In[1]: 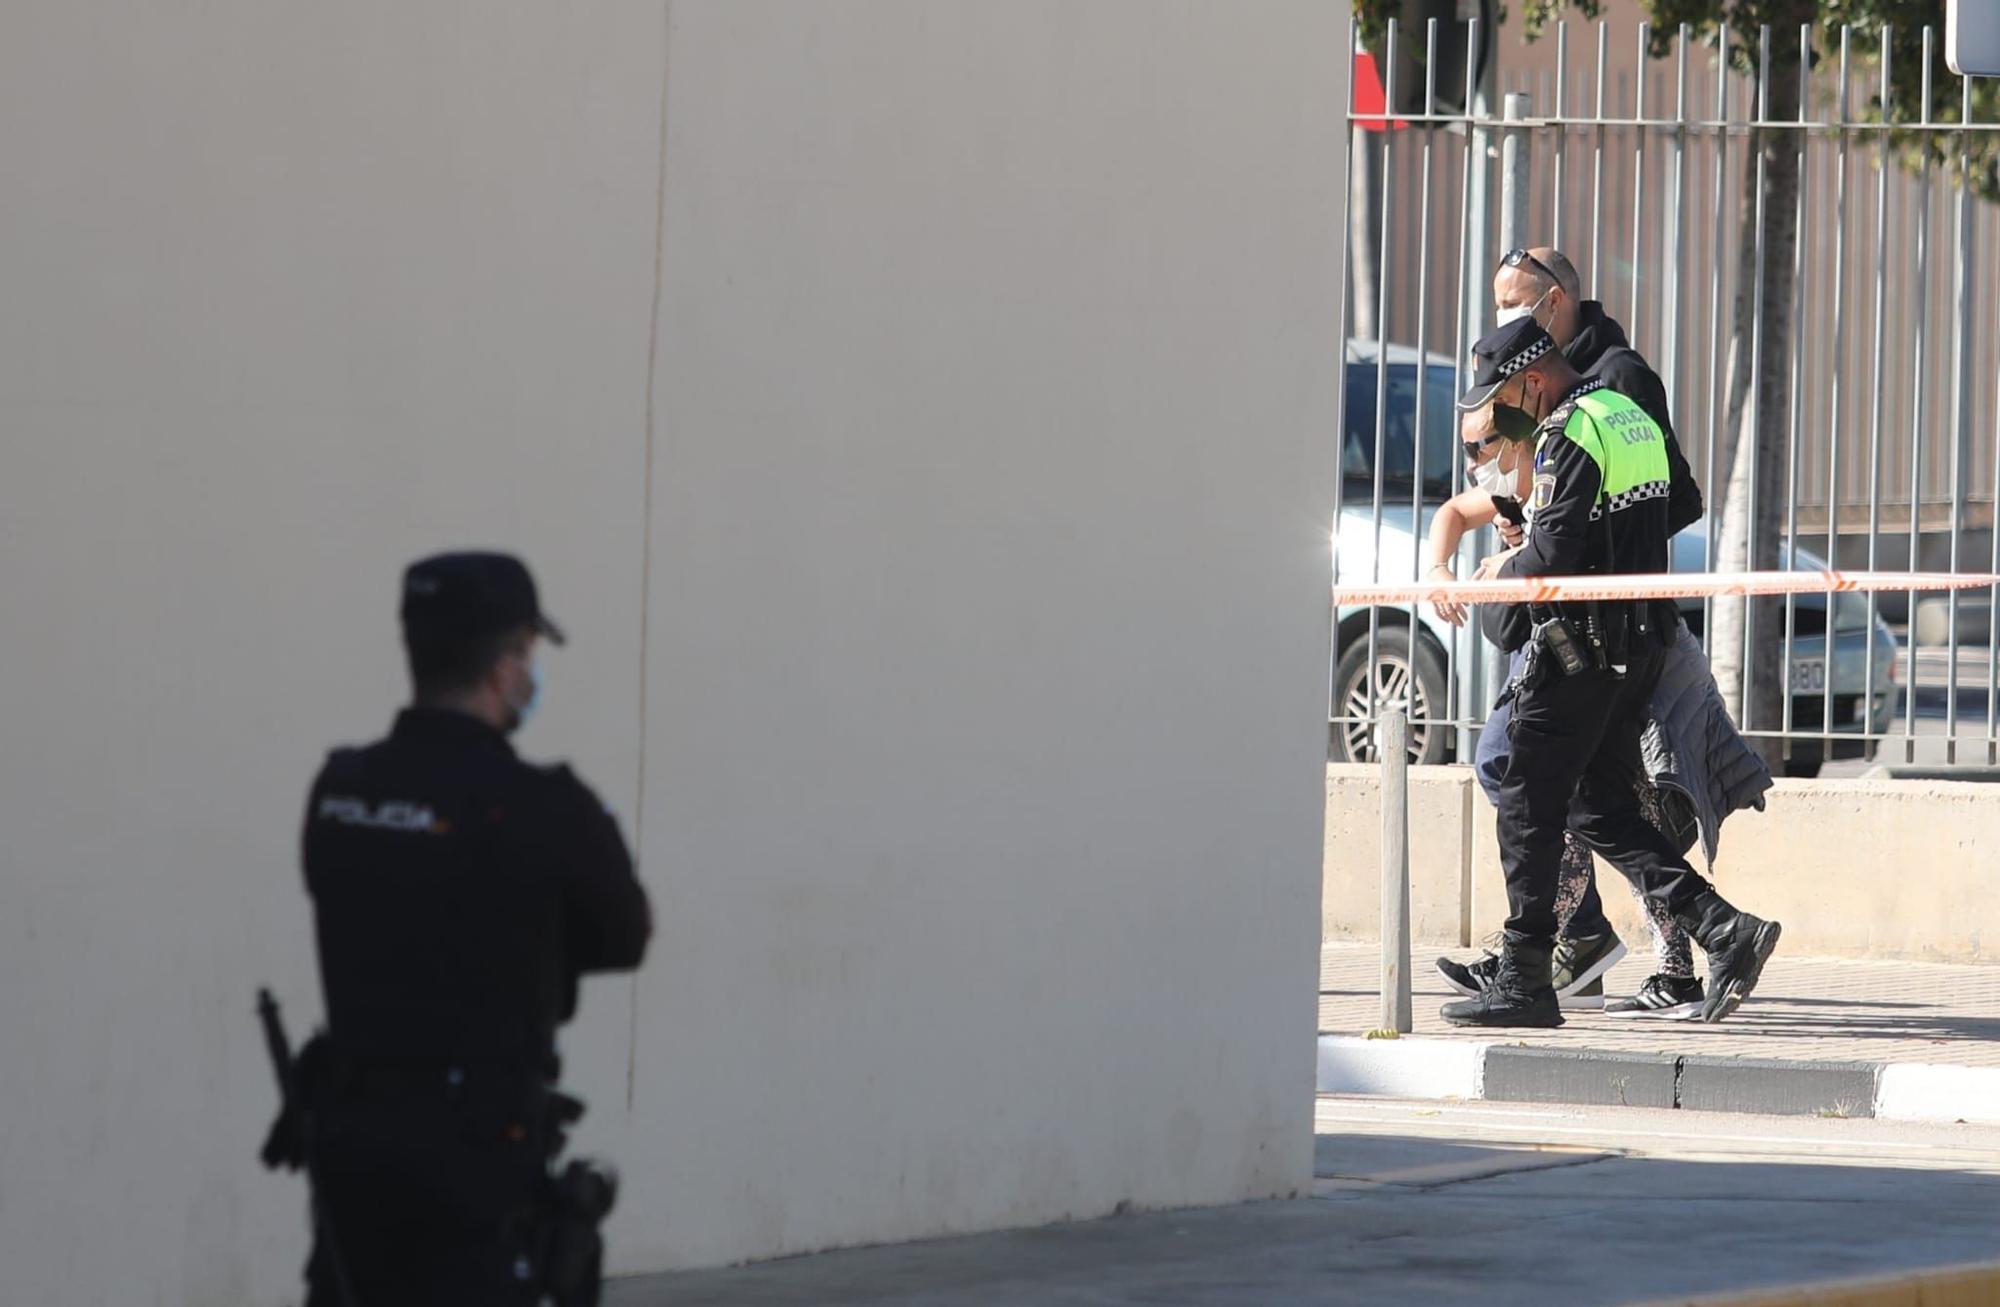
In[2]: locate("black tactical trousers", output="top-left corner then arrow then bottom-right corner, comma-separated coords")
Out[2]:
1494,641 -> 1712,946
304,1076 -> 548,1307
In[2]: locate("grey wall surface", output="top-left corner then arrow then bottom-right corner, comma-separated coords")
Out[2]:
0,2 -> 1346,1300
1,5 -> 663,1303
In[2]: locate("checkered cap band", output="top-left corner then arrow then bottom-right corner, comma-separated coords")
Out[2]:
1494,335 -> 1554,378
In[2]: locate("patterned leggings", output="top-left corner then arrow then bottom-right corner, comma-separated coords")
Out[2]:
1555,786 -> 1696,979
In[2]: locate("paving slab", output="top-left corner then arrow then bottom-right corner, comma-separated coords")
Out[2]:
1320,942 -> 2000,1067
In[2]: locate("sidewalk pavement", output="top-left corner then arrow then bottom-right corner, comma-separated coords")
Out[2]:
609,1098 -> 2000,1306
1320,941 -> 2000,1121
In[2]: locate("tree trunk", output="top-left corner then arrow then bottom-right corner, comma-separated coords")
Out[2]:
1704,25 -> 1807,768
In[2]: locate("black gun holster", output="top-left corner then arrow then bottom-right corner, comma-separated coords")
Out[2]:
261,1033 -> 331,1173
533,1089 -> 618,1307
539,1156 -> 618,1307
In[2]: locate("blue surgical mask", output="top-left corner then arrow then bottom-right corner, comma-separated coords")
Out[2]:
510,657 -> 543,731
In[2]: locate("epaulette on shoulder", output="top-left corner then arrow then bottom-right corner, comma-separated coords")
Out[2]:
1548,379 -> 1606,427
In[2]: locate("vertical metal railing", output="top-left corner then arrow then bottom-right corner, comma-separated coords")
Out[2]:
1662,25 -> 1689,424
1553,22 -> 1569,251
1903,29 -> 1935,764
1822,29 -> 1852,754
1406,18 -> 1440,763
1590,23 -> 1608,289
1362,18 -> 1398,760
1630,22 -> 1649,334
1947,69 -> 1976,764
1701,22 -> 1730,653
1861,26 -> 1891,771
1446,17 -> 1483,763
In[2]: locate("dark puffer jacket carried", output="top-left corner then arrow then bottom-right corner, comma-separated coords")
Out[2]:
1641,626 -> 1774,867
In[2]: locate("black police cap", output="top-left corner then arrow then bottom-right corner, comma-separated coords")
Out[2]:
1456,317 -> 1558,411
400,552 -> 566,647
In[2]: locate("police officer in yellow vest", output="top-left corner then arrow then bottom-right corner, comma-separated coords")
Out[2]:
1444,318 -> 1782,1028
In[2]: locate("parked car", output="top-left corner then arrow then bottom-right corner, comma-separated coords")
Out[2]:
1331,341 -> 1899,776
1330,342 -> 1480,766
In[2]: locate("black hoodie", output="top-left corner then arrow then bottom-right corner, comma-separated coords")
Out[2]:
1565,301 -> 1702,535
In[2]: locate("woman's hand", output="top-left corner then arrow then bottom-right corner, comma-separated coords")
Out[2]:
1472,546 -> 1522,583
1427,564 -> 1468,627
1496,515 -> 1525,549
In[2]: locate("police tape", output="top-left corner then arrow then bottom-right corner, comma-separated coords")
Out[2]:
1333,569 -> 2000,607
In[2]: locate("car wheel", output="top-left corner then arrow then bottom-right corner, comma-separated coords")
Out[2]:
1330,626 -> 1451,765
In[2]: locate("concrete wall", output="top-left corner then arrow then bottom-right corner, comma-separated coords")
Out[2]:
1326,766 -> 2000,964
0,3 -> 1347,1302
1322,766 -> 1473,948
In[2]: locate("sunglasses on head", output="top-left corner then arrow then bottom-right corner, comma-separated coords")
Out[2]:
1502,248 -> 1563,287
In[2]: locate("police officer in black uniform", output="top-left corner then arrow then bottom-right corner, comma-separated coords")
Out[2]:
298,552 -> 651,1305
1441,319 -> 1781,1029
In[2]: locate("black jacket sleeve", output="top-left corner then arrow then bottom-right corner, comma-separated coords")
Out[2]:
1499,427 -> 1602,580
1597,348 -> 1702,535
543,766 -> 652,975
1479,601 -> 1532,654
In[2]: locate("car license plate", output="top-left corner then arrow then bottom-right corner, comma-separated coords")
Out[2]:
1791,658 -> 1826,694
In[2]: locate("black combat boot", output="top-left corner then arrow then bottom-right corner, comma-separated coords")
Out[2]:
1676,890 -> 1783,1024
1440,937 -> 1565,1028
1438,930 -> 1624,1011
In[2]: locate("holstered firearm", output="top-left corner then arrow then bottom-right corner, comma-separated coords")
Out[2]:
531,1088 -> 618,1307
541,1154 -> 619,1307
254,987 -> 617,1305
257,988 -> 308,1172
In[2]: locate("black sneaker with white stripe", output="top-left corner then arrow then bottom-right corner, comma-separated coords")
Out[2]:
1435,938 -> 1501,997
1604,973 -> 1705,1020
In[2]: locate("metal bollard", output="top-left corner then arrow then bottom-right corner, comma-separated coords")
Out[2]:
1379,710 -> 1413,1033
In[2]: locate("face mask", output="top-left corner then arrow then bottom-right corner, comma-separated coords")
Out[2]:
508,657 -> 543,732
1469,456 -> 1513,498
1495,287 -> 1553,329
1489,403 -> 1538,442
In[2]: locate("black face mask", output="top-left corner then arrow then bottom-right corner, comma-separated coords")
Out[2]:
1489,402 -> 1537,442
1489,383 -> 1542,442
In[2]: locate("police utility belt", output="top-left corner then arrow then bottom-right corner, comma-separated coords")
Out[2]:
1508,598 -> 1677,698
255,993 -> 617,1307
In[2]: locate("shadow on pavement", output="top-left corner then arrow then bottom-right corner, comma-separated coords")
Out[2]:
607,1136 -> 2000,1306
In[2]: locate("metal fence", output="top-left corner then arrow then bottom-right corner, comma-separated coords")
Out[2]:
1332,10 -> 2000,776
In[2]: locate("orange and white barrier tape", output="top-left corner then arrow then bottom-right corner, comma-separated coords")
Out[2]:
1333,569 -> 1999,607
